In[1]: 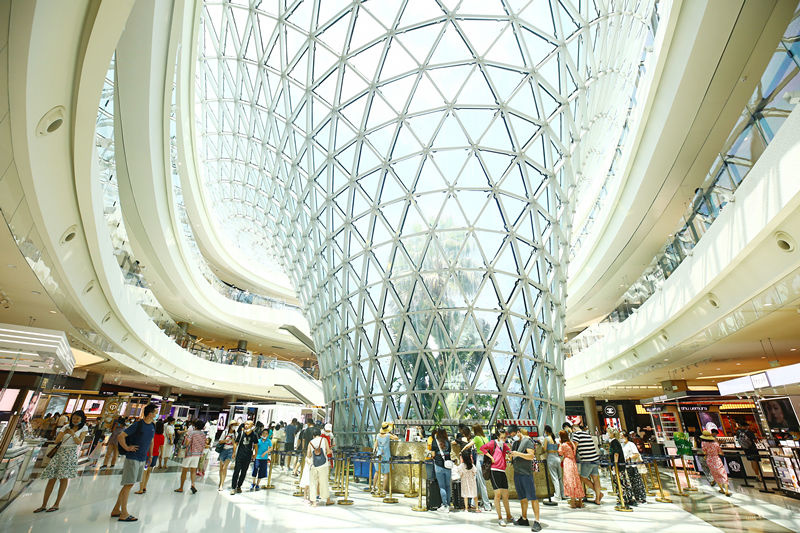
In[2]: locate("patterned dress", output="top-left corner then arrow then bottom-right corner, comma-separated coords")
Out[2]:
41,426 -> 87,480
702,440 -> 728,485
558,441 -> 585,499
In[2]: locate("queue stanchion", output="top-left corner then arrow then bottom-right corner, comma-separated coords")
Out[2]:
668,455 -> 686,496
364,454 -> 374,492
264,449 -> 276,489
404,455 -> 418,498
292,453 -> 306,497
373,456 -> 385,497
650,456 -> 672,503
337,453 -> 354,505
539,459 -> 557,506
613,462 -> 633,512
383,458 -> 399,503
642,461 -> 656,496
680,455 -> 697,492
412,459 -> 426,512
333,453 -> 344,495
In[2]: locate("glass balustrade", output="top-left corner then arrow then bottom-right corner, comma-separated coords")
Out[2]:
566,7 -> 800,358
95,55 -> 314,379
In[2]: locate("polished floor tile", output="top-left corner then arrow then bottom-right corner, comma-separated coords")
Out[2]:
0,460 -> 796,533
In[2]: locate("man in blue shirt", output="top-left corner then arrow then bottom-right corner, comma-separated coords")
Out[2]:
112,404 -> 157,522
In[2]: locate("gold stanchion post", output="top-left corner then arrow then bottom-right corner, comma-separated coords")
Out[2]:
373,459 -> 384,497
680,455 -> 697,491
263,449 -> 276,489
338,456 -> 354,505
404,456 -> 418,498
383,460 -> 398,503
669,455 -> 686,496
334,454 -> 345,496
651,459 -> 672,503
364,455 -> 374,492
412,461 -> 426,511
613,463 -> 632,512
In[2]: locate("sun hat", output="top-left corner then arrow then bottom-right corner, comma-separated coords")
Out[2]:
324,423 -> 332,432
699,430 -> 715,441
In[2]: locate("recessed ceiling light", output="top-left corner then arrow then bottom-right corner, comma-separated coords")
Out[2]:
764,303 -> 773,307
663,358 -> 668,361
49,310 -> 57,314
716,368 -> 721,370
31,290 -> 41,295
791,348 -> 797,352
698,372 -> 703,375
736,362 -> 741,365
762,356 -> 767,358
7,264 -> 16,268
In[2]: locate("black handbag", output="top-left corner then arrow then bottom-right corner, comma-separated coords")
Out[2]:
46,441 -> 62,459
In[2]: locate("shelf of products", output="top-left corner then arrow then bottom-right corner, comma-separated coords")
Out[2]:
771,443 -> 800,495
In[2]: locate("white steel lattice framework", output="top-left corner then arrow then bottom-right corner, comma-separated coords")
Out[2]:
191,0 -> 655,442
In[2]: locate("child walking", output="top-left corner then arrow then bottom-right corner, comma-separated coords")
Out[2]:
250,429 -> 272,490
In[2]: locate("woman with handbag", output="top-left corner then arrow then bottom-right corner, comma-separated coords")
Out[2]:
34,411 -> 88,513
216,422 -> 237,490
431,428 -> 454,512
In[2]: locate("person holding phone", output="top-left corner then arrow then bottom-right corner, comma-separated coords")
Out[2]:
34,411 -> 88,513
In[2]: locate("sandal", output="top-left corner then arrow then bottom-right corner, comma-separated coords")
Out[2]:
134,490 -> 145,495
118,515 -> 138,522
46,507 -> 59,512
174,489 -> 183,492
190,486 -> 197,494
33,507 -> 47,513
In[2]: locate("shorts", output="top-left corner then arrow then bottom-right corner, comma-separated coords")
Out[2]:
218,448 -> 233,462
182,455 -> 200,468
254,458 -> 269,478
580,461 -> 599,478
489,469 -> 508,490
120,458 -> 145,486
514,473 -> 536,500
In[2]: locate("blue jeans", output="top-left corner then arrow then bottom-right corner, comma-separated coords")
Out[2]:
476,455 -> 490,507
434,464 -> 452,507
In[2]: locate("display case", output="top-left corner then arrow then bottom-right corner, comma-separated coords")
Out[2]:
770,442 -> 800,497
0,448 -> 26,500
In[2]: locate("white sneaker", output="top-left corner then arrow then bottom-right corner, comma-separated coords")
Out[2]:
498,519 -> 507,527
437,505 -> 449,513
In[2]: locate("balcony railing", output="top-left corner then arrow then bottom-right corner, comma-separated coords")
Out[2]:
567,7 -> 800,358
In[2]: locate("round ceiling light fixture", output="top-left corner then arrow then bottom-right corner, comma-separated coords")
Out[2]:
36,105 -> 66,136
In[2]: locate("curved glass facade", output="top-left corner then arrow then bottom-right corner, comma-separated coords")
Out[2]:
194,0 -> 655,442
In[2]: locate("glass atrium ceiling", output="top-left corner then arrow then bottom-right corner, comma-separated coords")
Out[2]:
192,0 -> 656,435
196,0 -> 655,279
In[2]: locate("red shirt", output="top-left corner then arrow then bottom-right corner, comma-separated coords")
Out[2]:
151,433 -> 165,457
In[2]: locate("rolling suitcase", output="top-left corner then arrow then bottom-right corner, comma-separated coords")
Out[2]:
452,479 -> 465,509
426,478 -> 442,510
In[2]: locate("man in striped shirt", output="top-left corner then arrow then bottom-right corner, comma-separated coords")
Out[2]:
571,423 -> 603,505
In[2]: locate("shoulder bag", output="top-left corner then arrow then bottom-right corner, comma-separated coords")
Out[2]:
480,440 -> 494,479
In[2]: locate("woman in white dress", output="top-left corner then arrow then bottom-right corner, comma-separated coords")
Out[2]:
34,411 -> 88,513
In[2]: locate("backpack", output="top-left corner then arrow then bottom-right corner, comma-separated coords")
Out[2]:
311,438 -> 327,467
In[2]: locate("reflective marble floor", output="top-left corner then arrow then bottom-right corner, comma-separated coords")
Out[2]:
1,461 -> 798,533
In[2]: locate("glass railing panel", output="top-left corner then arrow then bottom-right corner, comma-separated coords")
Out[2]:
566,6 -> 800,357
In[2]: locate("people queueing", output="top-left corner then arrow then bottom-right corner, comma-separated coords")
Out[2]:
480,427 -> 513,526
558,429 -> 584,508
374,422 -> 400,495
571,422 -> 604,504
542,425 -> 564,500
508,425 -> 542,531
471,424 -> 493,511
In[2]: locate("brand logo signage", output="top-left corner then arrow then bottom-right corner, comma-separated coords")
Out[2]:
602,405 -> 618,417
679,406 -> 708,412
